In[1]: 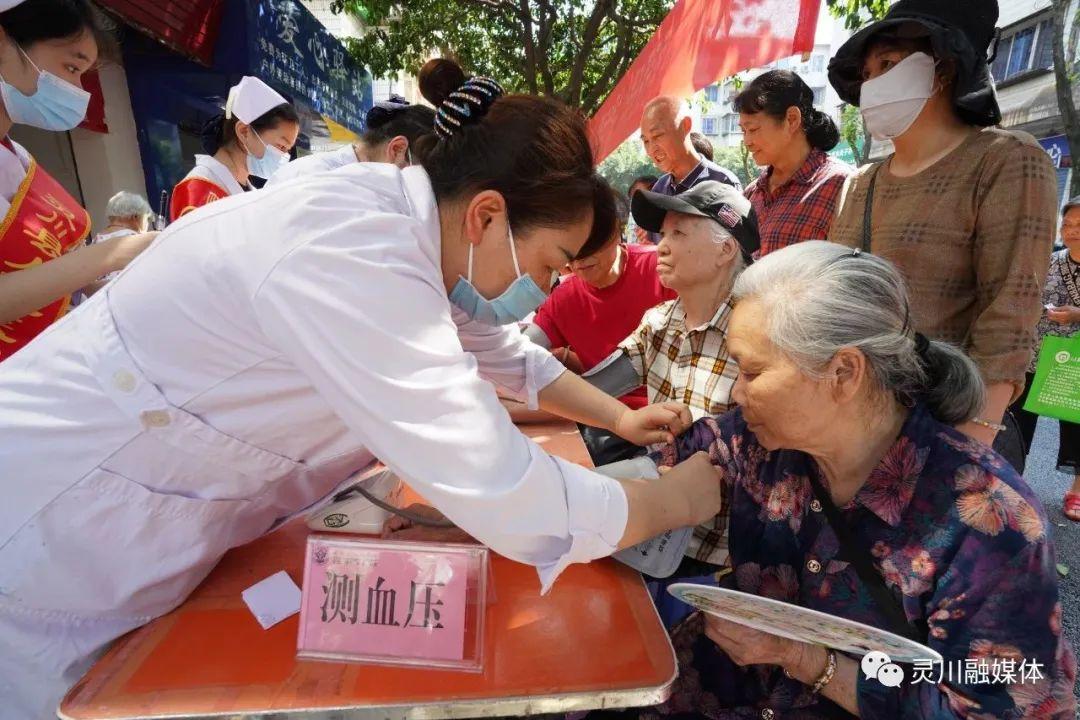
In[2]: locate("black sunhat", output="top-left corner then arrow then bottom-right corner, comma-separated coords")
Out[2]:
828,0 -> 1001,127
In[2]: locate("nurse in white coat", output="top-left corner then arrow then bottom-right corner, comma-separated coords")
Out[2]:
267,95 -> 432,186
0,58 -> 722,718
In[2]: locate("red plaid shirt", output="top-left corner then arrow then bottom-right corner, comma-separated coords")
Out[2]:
745,149 -> 852,257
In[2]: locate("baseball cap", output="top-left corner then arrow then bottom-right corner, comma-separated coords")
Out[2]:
631,181 -> 761,262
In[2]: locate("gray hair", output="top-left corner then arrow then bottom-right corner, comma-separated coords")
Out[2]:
732,241 -> 985,425
105,191 -> 152,221
700,217 -> 747,280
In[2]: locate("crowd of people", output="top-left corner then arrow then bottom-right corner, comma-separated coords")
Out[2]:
0,0 -> 1076,718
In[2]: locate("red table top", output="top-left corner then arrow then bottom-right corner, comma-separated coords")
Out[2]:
60,421 -> 676,719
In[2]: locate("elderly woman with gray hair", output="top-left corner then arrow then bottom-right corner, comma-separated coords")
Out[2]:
80,191 -> 155,298
642,242 -> 1075,719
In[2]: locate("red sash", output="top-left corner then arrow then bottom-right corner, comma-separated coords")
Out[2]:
0,159 -> 90,361
170,176 -> 229,222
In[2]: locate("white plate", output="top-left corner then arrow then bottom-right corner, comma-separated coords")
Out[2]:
668,583 -> 942,664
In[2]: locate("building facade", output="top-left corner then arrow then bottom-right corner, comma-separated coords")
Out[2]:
994,0 -> 1076,207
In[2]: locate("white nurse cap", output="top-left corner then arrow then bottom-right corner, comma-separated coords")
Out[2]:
224,76 -> 289,124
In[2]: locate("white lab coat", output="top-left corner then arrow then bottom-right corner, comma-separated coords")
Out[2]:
266,144 -> 357,186
0,164 -> 628,719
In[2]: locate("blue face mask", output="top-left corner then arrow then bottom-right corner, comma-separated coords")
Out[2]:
449,227 -> 554,326
244,130 -> 290,179
0,46 -> 90,132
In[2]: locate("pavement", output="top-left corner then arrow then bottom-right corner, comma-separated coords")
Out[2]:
1022,417 -> 1079,702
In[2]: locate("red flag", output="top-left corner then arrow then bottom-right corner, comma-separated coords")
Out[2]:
589,0 -> 821,162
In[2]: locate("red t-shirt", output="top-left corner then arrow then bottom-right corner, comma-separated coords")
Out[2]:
533,244 -> 677,409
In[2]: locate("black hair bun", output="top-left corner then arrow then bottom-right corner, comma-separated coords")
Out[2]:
200,113 -> 226,155
418,58 -> 467,107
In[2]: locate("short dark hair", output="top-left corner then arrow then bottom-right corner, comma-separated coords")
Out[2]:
0,0 -> 116,61
733,70 -> 840,152
415,58 -> 613,259
690,132 -> 714,161
363,104 -> 435,148
200,103 -> 300,156
629,175 -> 658,194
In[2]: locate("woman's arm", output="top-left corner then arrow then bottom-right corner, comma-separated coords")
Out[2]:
0,232 -> 154,323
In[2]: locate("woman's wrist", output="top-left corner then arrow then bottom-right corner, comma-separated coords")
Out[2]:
782,642 -> 829,686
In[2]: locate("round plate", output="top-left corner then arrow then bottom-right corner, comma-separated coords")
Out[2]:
668,583 -> 942,664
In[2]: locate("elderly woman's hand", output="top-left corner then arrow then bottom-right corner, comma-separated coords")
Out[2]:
703,614 -> 826,678
1046,304 -> 1080,325
614,401 -> 693,446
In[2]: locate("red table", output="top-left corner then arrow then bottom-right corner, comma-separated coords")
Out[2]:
60,422 -> 676,719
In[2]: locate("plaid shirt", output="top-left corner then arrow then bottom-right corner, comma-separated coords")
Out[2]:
745,149 -> 852,258
618,297 -> 739,566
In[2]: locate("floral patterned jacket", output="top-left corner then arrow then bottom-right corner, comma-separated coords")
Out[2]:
651,405 -> 1076,719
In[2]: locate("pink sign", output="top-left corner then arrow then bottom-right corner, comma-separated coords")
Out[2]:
297,537 -> 470,664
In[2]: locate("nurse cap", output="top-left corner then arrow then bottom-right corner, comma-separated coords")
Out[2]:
225,76 -> 289,124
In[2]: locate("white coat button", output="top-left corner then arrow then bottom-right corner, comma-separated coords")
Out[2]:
140,410 -> 171,428
112,370 -> 136,393
810,499 -> 823,513
807,559 -> 822,574
761,709 -> 775,720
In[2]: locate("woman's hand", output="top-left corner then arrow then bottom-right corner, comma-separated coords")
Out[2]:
382,503 -> 476,543
101,231 -> 158,273
659,451 -> 723,527
1046,304 -> 1080,325
613,402 -> 693,446
703,614 -> 823,675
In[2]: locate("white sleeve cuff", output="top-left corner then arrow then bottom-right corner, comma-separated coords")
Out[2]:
535,457 -> 629,594
524,345 -> 569,410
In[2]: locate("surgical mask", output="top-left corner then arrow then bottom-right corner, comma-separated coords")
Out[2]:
449,227 -> 553,326
243,130 -> 290,178
0,45 -> 90,132
859,52 -> 936,141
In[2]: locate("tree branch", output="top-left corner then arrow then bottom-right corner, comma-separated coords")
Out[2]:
535,0 -> 556,94
518,0 -> 540,93
581,6 -> 631,112
567,0 -> 612,105
1051,0 -> 1080,196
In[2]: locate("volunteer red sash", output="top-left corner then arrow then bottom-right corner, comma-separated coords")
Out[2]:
170,176 -> 229,221
0,159 -> 90,361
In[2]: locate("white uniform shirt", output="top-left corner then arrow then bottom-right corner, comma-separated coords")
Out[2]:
266,144 -> 358,186
0,139 -> 32,216
182,153 -> 247,195
0,163 -> 628,720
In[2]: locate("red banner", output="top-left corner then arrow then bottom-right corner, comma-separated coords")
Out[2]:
78,70 -> 108,134
589,0 -> 821,161
97,0 -> 224,66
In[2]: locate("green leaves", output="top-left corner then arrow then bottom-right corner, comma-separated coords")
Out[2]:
825,0 -> 888,31
332,0 -> 675,114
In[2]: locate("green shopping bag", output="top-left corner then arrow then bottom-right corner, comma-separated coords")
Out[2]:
1024,334 -> 1080,423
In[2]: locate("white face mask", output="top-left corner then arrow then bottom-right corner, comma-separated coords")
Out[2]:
859,52 -> 937,141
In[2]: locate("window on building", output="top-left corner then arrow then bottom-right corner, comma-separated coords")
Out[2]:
705,85 -> 720,102
812,87 -> 825,106
724,114 -> 741,134
992,17 -> 1054,83
811,54 -> 825,73
702,117 -> 719,136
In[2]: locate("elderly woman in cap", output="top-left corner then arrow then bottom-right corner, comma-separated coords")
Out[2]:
826,0 -> 1059,473
642,242 -> 1076,719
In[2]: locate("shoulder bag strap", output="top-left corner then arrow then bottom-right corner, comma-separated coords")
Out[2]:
805,472 -> 926,643
1058,254 -> 1080,307
861,163 -> 883,253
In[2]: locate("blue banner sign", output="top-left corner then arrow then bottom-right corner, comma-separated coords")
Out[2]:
249,0 -> 371,134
